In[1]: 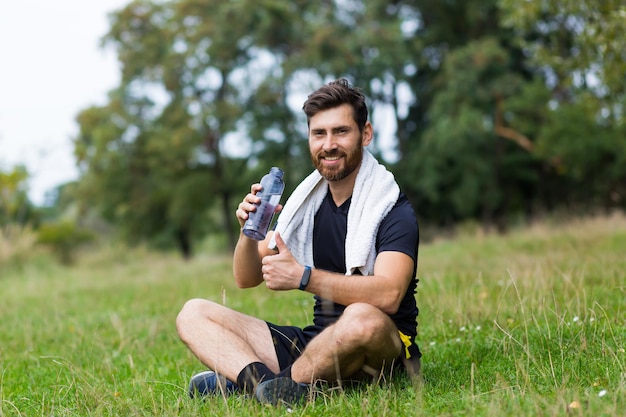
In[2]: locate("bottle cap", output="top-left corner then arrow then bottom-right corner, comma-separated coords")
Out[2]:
269,167 -> 284,178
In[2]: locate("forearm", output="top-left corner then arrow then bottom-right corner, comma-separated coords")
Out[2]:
304,269 -> 403,314
303,252 -> 414,314
232,232 -> 264,288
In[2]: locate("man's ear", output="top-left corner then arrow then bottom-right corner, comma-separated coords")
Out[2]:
362,121 -> 374,146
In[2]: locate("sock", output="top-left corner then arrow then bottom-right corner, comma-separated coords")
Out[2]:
236,362 -> 276,393
278,365 -> 292,379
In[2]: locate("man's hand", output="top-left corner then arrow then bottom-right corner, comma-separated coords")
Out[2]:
235,183 -> 262,229
260,232 -> 303,291
236,183 -> 283,231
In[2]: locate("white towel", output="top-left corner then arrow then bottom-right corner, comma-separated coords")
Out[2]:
268,150 -> 399,276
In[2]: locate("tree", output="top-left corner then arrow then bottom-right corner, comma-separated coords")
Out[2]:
498,0 -> 626,209
0,165 -> 38,227
73,0 -> 626,251
381,0 -> 547,227
74,0 -> 323,256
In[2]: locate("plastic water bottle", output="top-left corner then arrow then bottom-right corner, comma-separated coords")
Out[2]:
242,167 -> 285,240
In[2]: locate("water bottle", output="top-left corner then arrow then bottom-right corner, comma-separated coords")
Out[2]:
242,167 -> 285,240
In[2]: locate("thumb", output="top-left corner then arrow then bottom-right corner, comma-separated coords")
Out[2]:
274,231 -> 290,253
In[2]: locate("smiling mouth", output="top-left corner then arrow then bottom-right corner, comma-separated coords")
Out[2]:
323,155 -> 342,161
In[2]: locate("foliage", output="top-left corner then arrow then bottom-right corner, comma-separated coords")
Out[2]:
73,0 -> 324,257
498,0 -> 626,208
498,0 -> 626,100
1,215 -> 625,415
0,164 -> 39,227
72,0 -> 626,255
37,221 -> 95,265
0,225 -> 38,270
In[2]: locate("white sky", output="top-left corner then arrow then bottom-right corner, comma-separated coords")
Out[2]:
0,0 -> 129,205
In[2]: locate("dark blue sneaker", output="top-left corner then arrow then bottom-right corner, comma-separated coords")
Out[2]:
188,370 -> 238,398
254,377 -> 310,406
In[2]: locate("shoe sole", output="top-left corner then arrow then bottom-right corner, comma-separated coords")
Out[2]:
254,377 -> 309,406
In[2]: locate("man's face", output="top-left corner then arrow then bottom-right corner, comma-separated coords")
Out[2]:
308,104 -> 372,182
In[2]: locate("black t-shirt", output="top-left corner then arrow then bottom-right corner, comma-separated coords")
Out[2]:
307,191 -> 419,343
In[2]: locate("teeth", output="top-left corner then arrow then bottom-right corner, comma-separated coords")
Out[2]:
324,156 -> 341,161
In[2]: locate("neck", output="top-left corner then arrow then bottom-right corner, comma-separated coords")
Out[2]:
327,162 -> 361,206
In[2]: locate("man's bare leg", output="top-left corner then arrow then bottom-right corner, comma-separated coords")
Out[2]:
254,303 -> 403,405
290,302 -> 403,384
176,298 -> 280,383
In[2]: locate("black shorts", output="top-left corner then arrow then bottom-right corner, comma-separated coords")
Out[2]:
266,322 -> 421,374
266,322 -> 321,370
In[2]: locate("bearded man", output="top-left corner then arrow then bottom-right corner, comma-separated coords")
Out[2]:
176,78 -> 421,406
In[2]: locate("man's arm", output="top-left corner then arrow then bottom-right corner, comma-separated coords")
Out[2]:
304,251 -> 413,314
262,233 -> 413,314
232,183 -> 281,288
233,230 -> 277,288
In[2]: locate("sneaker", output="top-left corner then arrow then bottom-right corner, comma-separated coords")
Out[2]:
188,370 -> 238,398
254,377 -> 310,406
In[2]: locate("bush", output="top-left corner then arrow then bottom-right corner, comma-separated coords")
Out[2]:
0,225 -> 37,269
37,221 -> 94,264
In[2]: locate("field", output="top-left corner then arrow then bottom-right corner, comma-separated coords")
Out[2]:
1,214 -> 625,416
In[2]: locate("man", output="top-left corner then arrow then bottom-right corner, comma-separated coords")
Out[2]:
176,78 -> 421,406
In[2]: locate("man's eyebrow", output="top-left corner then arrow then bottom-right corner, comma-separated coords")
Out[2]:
311,125 -> 352,133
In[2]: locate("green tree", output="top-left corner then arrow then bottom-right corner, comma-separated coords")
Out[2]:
73,0 -> 626,248
74,0 -> 319,256
498,0 -> 626,209
0,165 -> 38,227
383,0 -> 546,227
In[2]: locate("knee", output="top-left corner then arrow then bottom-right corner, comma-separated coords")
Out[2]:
176,298 -> 210,341
340,303 -> 390,342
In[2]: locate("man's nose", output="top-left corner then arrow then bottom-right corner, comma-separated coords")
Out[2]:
322,134 -> 338,151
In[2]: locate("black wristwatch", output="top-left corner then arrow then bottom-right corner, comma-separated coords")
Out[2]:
299,265 -> 312,291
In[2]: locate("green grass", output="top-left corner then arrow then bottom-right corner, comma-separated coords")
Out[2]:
1,214 -> 625,416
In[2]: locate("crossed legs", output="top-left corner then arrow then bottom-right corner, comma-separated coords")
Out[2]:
176,299 -> 403,386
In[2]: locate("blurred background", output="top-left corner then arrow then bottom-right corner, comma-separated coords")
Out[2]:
1,0 -> 625,262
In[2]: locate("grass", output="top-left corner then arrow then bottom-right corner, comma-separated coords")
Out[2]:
1,213 -> 625,416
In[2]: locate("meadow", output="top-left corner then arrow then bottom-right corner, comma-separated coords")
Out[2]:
1,214 -> 625,416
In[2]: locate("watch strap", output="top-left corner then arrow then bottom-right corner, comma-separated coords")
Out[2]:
299,265 -> 312,291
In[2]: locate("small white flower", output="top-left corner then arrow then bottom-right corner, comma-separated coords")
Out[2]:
430,341 -> 436,346
460,326 -> 467,332
573,316 -> 580,323
456,338 -> 461,342
589,317 -> 595,323
598,390 -> 607,397
475,325 -> 482,331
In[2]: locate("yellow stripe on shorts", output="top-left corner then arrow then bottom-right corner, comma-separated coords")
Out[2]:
398,331 -> 412,359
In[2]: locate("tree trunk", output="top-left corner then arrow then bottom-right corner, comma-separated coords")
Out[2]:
221,191 -> 237,251
176,228 -> 192,260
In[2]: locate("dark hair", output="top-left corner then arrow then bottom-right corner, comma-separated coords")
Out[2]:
302,78 -> 369,132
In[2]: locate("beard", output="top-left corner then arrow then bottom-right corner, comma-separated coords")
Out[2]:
311,136 -> 364,181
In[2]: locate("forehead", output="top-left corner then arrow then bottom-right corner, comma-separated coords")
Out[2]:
309,104 -> 355,130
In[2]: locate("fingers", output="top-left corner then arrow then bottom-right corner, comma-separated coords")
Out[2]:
235,184 -> 263,226
273,231 -> 288,253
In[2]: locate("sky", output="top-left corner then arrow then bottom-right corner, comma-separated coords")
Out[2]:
0,0 -> 130,205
